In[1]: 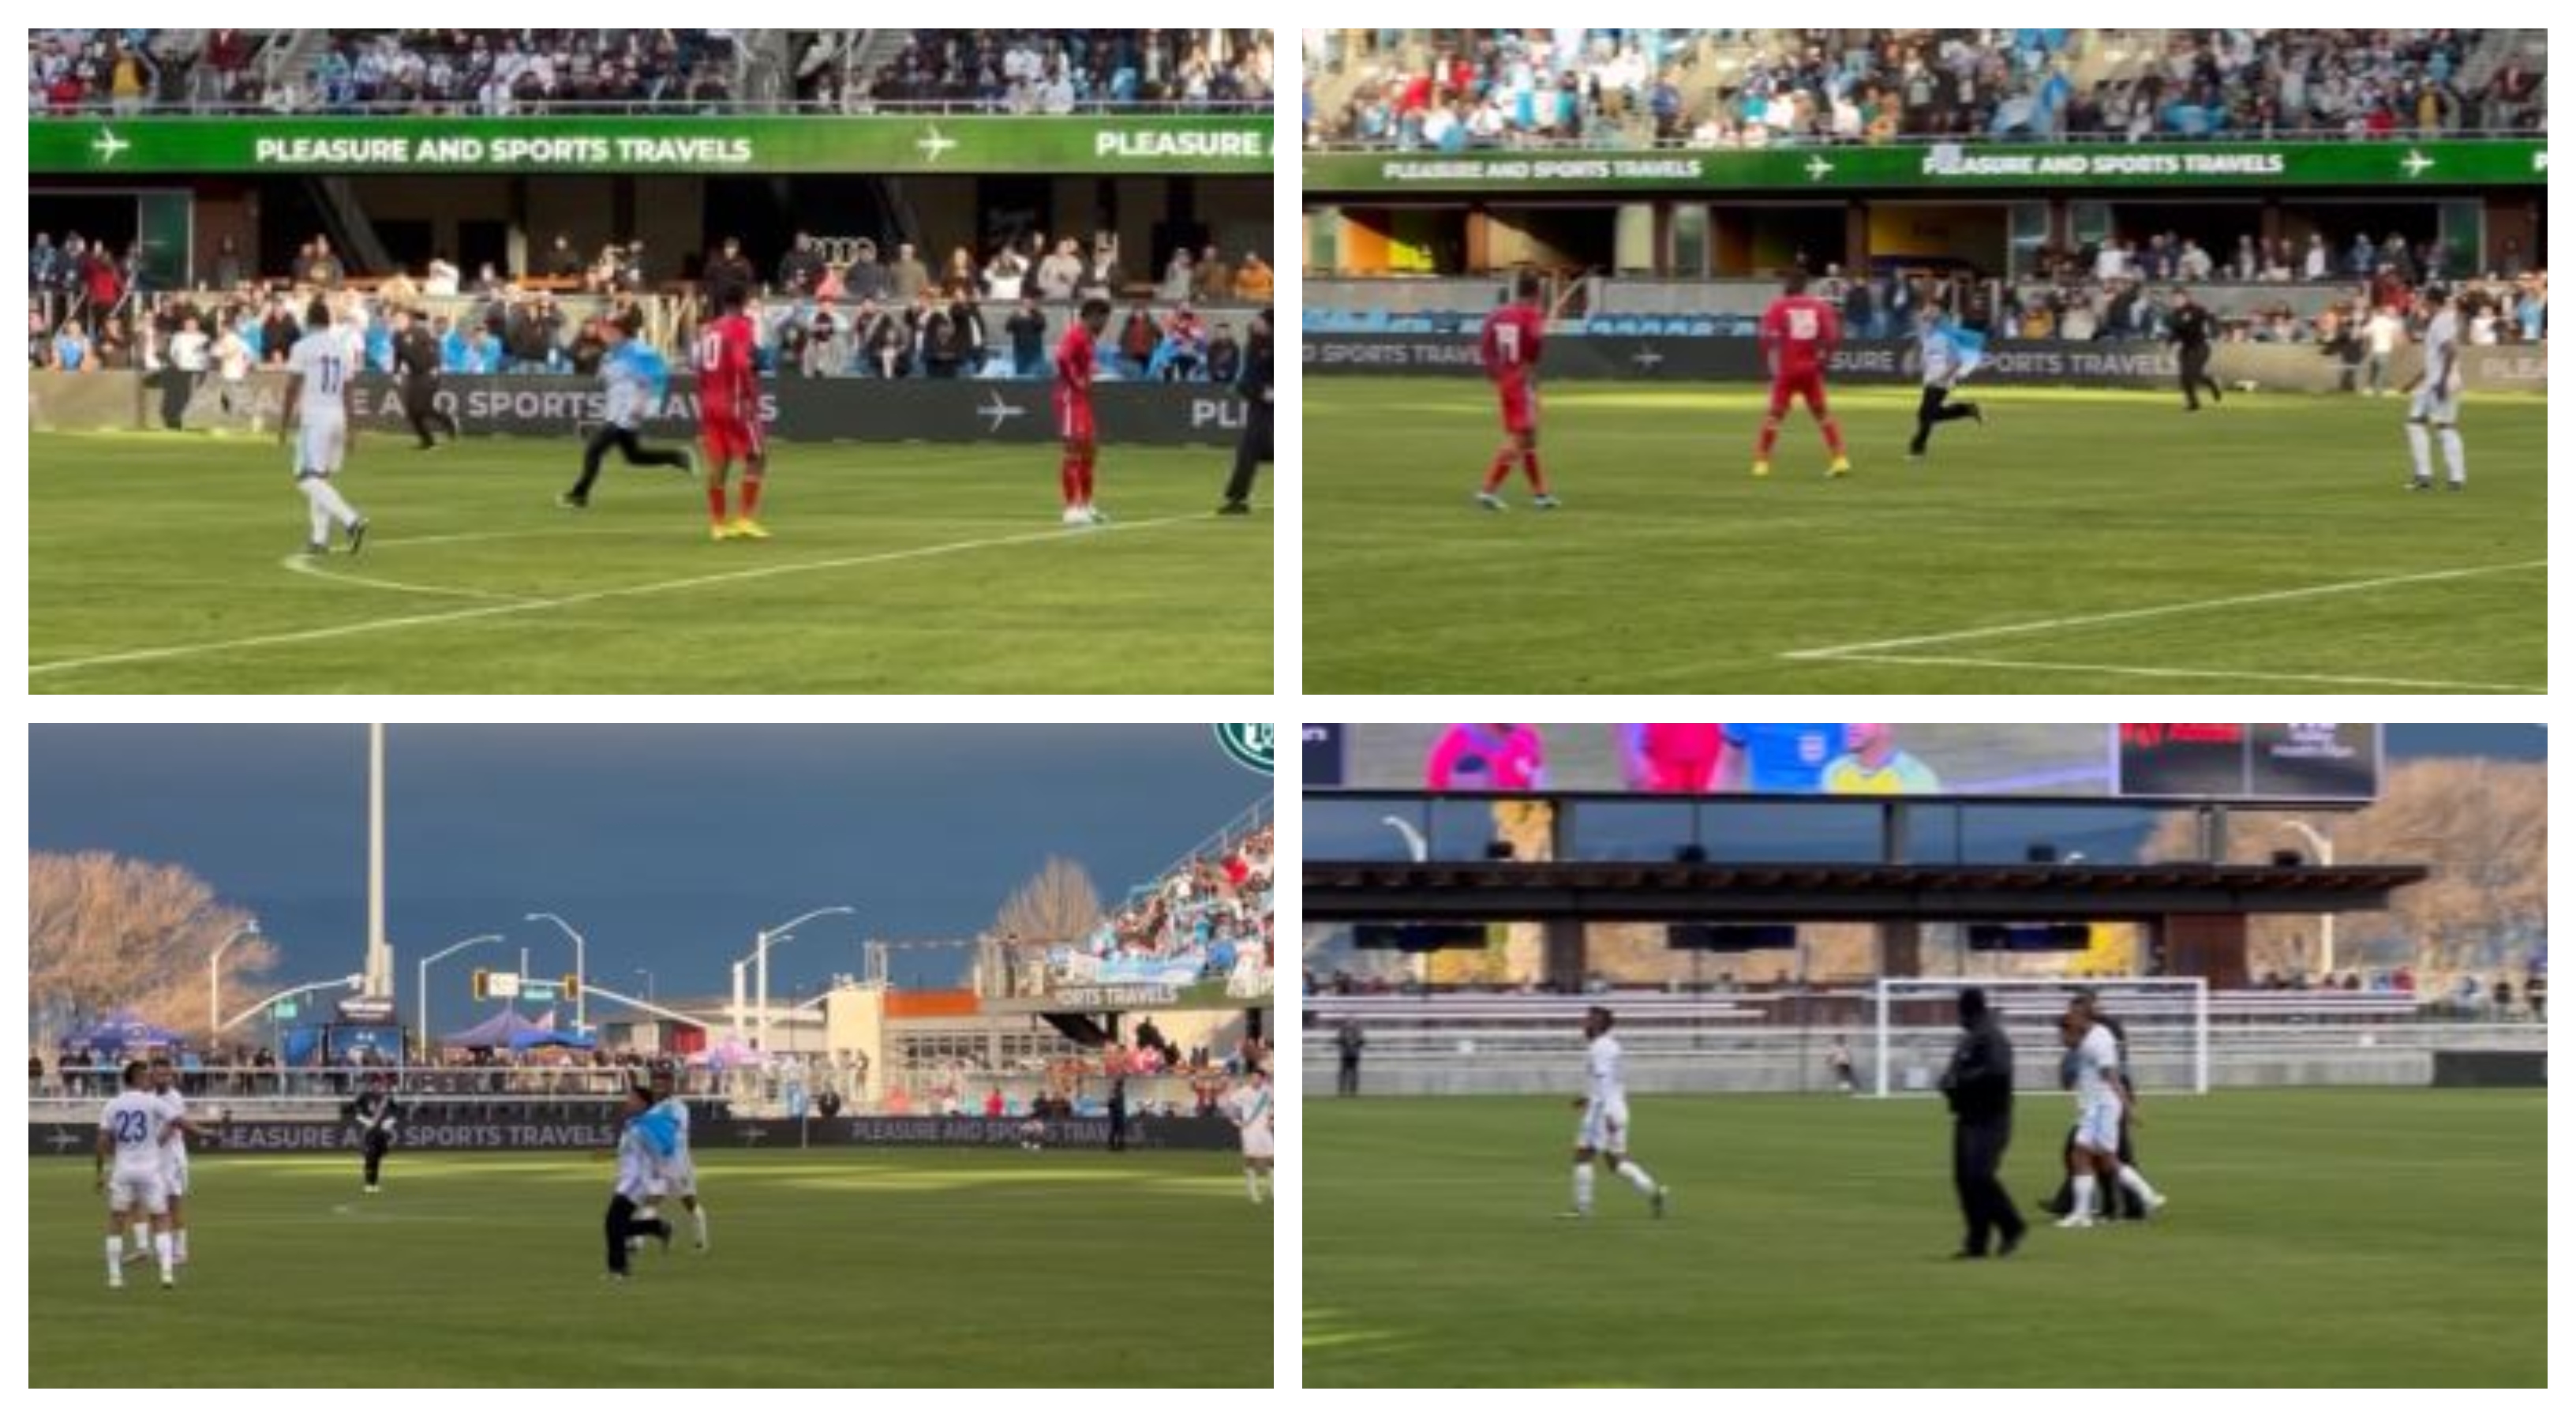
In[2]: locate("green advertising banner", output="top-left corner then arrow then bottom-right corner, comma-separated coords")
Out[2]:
31,114 -> 1272,175
1305,138 -> 2545,193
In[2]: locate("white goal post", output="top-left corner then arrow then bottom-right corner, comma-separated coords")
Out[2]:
1870,977 -> 2211,1100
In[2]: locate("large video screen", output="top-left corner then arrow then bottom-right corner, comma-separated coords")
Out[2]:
1304,724 -> 2380,803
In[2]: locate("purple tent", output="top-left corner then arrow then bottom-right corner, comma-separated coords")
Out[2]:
440,1007 -> 541,1049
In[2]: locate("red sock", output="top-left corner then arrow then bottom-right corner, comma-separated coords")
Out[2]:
1078,457 -> 1097,504
706,484 -> 728,523
741,477 -> 762,518
1821,419 -> 1847,458
1061,456 -> 1081,507
1522,451 -> 1549,496
1758,419 -> 1782,458
1483,451 -> 1515,493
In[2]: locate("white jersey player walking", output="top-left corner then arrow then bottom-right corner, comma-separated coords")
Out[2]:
1226,1066 -> 1275,1204
2406,287 -> 2468,493
280,297 -> 369,557
1566,1007 -> 1668,1220
146,1060 -> 209,1268
95,1060 -> 179,1288
2057,1001 -> 2169,1229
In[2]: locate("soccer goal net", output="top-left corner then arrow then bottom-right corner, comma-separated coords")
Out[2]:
1869,977 -> 2210,1100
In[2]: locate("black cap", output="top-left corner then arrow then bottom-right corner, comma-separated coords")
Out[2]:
1960,988 -> 1989,1022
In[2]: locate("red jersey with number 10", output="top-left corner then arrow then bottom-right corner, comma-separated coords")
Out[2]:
695,313 -> 758,426
1759,295 -> 1841,380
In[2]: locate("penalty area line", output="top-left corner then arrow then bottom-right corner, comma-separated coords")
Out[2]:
1801,652 -> 2542,695
32,512 -> 1215,679
1783,560 -> 2548,660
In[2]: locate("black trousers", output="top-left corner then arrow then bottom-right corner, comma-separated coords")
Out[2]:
1338,1059 -> 1360,1096
1953,1116 -> 2024,1254
402,379 -> 457,446
605,1193 -> 669,1274
571,425 -> 690,499
1224,407 -> 1273,505
1107,1111 -> 1127,1152
361,1133 -> 390,1186
2179,347 -> 2222,409
1911,385 -> 1979,454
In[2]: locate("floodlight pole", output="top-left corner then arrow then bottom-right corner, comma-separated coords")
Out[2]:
209,920 -> 262,1037
2278,821 -> 2337,977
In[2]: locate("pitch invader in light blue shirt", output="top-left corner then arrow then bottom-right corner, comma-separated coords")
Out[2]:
1908,302 -> 1986,462
561,313 -> 695,509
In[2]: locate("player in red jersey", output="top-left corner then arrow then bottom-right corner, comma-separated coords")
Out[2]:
1054,297 -> 1112,525
1476,271 -> 1556,512
1754,270 -> 1852,479
695,285 -> 769,541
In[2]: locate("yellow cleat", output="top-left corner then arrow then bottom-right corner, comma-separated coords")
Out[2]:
728,518 -> 771,541
709,523 -> 737,542
1751,461 -> 1772,479
1827,458 -> 1853,479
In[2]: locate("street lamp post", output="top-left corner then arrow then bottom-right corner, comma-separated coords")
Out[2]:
209,920 -> 262,1037
754,906 -> 855,1052
522,912 -> 589,1029
221,974 -> 365,1034
2279,821 -> 2337,978
417,933 -> 504,1057
634,968 -> 655,1003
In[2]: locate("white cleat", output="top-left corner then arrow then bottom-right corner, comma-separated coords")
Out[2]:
2055,1213 -> 2095,1230
1061,508 -> 1087,527
2142,1193 -> 2170,1218
1556,1210 -> 1592,1221
1475,492 -> 1507,513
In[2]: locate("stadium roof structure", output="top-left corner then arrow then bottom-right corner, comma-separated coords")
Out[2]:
1304,859 -> 2429,924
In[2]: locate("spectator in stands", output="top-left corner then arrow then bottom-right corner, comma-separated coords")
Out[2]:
1161,247 -> 1196,302
1117,298 -> 1157,377
888,242 -> 930,302
777,231 -> 826,298
706,236 -> 755,298
1335,1020 -> 1365,1096
1035,237 -> 1083,302
1079,235 -> 1121,302
1207,321 -> 1241,384
49,317 -> 91,372
299,235 -> 345,290
981,243 -> 1029,303
1005,294 -> 1048,378
423,253 -> 461,298
28,1053 -> 43,1096
1195,246 -> 1235,303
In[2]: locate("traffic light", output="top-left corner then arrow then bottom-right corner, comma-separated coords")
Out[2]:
562,974 -> 581,1000
470,968 -> 490,1001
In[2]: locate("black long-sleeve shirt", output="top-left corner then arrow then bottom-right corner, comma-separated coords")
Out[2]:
1234,335 -> 1273,411
1942,1018 -> 2016,1122
2170,306 -> 2215,354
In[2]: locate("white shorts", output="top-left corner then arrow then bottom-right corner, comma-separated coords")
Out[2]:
2409,384 -> 2462,425
163,1155 -> 189,1199
108,1168 -> 169,1216
654,1159 -> 696,1197
1241,1126 -> 1274,1161
295,419 -> 348,477
2075,1094 -> 2125,1152
1576,1101 -> 1630,1154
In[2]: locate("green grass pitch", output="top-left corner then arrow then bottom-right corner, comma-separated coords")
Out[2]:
32,1149 -> 1272,1386
1304,1091 -> 2542,1387
1302,384 -> 2544,693
28,433 -> 1271,692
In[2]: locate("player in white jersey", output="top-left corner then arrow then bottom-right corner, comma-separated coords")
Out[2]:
2405,287 -> 2468,493
95,1061 -> 178,1288
643,1072 -> 710,1250
279,297 -> 370,557
605,1084 -> 676,1280
143,1060 -> 212,1268
1566,1007 -> 1668,1220
2057,1000 -> 2168,1229
1225,1065 -> 1275,1204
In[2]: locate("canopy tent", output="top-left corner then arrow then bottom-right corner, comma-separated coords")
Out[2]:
690,1037 -> 766,1067
506,1009 -> 597,1053
76,1012 -> 185,1055
441,1007 -> 541,1049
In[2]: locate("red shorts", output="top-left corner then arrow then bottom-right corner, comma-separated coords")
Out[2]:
1057,395 -> 1095,443
700,415 -> 763,463
1769,371 -> 1830,418
1498,383 -> 1538,437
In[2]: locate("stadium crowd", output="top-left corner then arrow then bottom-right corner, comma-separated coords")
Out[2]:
28,227 -> 1273,385
32,29 -> 743,114
803,28 -> 1271,111
1307,28 -> 2544,148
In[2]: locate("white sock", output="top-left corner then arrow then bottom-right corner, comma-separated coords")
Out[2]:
691,1205 -> 709,1246
106,1235 -> 123,1282
174,1227 -> 188,1261
155,1231 -> 174,1280
309,477 -> 359,527
2117,1165 -> 2160,1204
1245,1168 -> 1263,1202
2071,1174 -> 2099,1217
1572,1164 -> 1596,1214
2406,423 -> 2433,482
301,482 -> 335,542
130,1221 -> 148,1254
2439,428 -> 2466,485
1616,1160 -> 1658,1196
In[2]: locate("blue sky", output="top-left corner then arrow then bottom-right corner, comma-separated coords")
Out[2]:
32,725 -> 1271,1021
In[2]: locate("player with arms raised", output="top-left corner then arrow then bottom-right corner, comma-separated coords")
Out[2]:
1754,272 -> 1852,479
1476,272 -> 1557,512
279,297 -> 369,556
696,287 -> 769,540
1055,297 -> 1112,525
1564,1007 -> 1668,1220
2406,286 -> 2469,493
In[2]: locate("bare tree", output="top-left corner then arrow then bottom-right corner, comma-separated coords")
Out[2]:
993,856 -> 1105,944
28,851 -> 276,1048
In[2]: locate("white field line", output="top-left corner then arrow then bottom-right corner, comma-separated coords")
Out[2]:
1784,560 -> 2547,660
1802,652 -> 2543,695
279,555 -> 537,602
32,513 -> 1212,678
